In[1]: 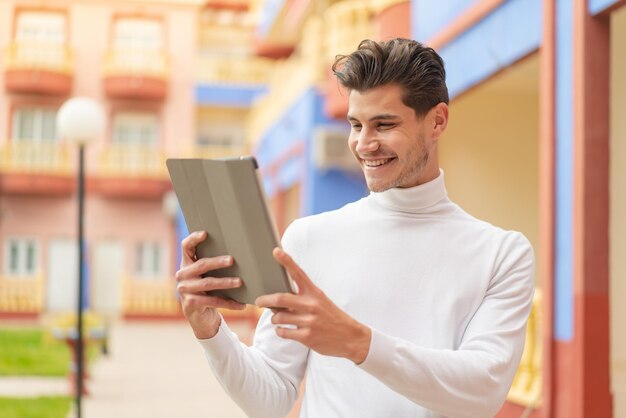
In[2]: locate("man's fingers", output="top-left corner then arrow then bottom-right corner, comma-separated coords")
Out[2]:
177,277 -> 242,294
180,231 -> 208,265
274,326 -> 308,342
175,255 -> 233,282
273,248 -> 314,293
256,292 -> 309,310
270,311 -> 312,328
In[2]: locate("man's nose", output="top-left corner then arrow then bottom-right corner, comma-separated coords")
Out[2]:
355,128 -> 380,155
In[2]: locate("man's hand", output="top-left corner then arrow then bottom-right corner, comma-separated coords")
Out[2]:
176,231 -> 246,339
255,248 -> 372,364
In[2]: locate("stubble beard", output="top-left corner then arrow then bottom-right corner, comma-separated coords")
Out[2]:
366,133 -> 430,193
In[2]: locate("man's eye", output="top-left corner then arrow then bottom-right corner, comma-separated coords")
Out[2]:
351,124 -> 362,130
377,123 -> 394,129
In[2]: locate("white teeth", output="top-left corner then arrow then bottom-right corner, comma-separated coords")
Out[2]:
363,158 -> 392,167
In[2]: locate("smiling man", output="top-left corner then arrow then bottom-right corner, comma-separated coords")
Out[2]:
175,39 -> 535,418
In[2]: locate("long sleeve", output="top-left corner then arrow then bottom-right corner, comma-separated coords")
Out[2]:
357,232 -> 535,418
198,312 -> 308,418
197,221 -> 310,418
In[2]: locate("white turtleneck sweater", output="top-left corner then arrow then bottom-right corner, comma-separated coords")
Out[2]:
199,170 -> 535,418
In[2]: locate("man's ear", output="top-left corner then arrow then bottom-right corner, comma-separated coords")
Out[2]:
430,102 -> 449,141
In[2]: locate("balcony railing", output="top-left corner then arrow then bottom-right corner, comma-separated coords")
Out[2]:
98,144 -> 167,178
122,276 -> 179,316
4,41 -> 73,73
191,145 -> 248,159
0,141 -> 71,175
197,56 -> 274,86
103,48 -> 169,78
247,17 -> 326,145
507,289 -> 543,407
0,274 -> 45,313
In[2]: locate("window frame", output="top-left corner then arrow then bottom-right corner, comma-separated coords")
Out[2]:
3,237 -> 40,277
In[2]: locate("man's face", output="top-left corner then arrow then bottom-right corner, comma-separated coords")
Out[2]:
347,84 -> 436,192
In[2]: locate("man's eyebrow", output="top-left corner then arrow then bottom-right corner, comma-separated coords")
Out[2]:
346,114 -> 400,122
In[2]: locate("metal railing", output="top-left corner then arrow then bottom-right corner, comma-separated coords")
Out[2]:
197,56 -> 275,86
103,47 -> 169,78
122,276 -> 179,315
0,141 -> 72,174
3,41 -> 73,73
0,274 -> 45,313
324,0 -> 375,61
98,144 -> 167,178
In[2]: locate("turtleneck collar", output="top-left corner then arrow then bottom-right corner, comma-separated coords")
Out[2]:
368,169 -> 448,214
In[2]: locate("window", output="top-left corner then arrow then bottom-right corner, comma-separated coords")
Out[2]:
113,18 -> 163,50
135,242 -> 163,278
4,238 -> 38,277
12,108 -> 57,141
112,112 -> 158,146
16,11 -> 66,44
14,11 -> 66,66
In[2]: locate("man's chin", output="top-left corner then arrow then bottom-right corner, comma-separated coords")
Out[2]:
366,179 -> 392,193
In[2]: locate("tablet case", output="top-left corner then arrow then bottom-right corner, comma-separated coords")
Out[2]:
166,157 -> 294,305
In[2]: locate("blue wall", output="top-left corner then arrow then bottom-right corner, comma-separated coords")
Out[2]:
195,85 -> 267,108
413,0 -> 480,41
554,0 -> 575,342
589,0 -> 622,14
414,0 -> 542,99
255,88 -> 367,216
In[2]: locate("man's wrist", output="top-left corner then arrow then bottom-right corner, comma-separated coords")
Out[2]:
193,316 -> 222,340
349,322 -> 372,364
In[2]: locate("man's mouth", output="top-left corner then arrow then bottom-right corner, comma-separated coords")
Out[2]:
362,157 -> 396,167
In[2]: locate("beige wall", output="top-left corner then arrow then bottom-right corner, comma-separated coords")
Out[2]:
439,55 -> 540,264
611,6 -> 626,417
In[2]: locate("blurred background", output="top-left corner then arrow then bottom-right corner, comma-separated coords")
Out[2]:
0,0 -> 623,417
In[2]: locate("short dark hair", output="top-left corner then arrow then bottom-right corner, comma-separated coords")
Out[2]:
332,38 -> 449,118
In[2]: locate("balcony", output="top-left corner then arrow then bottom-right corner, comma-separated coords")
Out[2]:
4,41 -> 73,96
103,48 -> 169,101
323,0 -> 375,119
247,17 -> 325,145
197,56 -> 274,86
0,141 -> 74,195
0,274 -> 45,316
91,144 -> 170,198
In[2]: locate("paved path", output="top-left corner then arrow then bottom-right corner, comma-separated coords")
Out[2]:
81,320 -> 252,418
0,376 -> 70,397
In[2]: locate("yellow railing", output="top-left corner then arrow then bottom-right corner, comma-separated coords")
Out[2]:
198,23 -> 253,50
190,145 -> 248,159
324,0 -> 376,61
98,144 -> 167,178
3,41 -> 73,73
197,56 -> 275,86
122,276 -> 179,315
0,274 -> 45,313
0,141 -> 72,174
103,47 -> 169,78
508,290 -> 542,407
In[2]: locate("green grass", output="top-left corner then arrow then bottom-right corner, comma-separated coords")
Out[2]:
0,328 -> 70,376
0,396 -> 72,418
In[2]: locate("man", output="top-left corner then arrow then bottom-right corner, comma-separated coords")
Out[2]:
176,38 -> 534,418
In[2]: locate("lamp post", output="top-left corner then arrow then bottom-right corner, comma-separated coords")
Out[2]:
57,97 -> 105,418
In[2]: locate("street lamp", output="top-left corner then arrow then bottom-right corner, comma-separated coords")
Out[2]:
57,97 -> 105,418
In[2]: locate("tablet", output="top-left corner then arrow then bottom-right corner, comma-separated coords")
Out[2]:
166,156 -> 295,305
